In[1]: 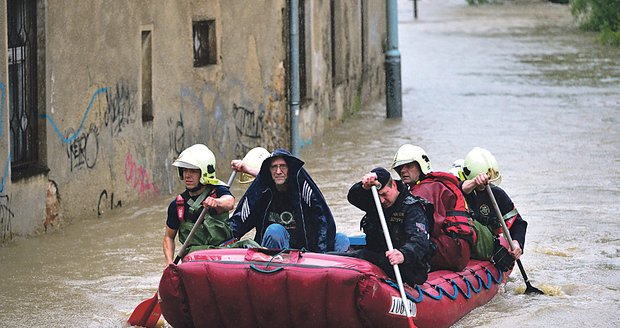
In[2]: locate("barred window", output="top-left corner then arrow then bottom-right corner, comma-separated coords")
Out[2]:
8,0 -> 39,171
193,20 -> 217,67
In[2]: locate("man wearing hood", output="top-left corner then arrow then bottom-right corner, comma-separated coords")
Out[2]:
229,148 -> 349,253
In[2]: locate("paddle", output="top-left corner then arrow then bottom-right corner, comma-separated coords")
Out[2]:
127,205 -> 210,327
371,185 -> 417,328
227,171 -> 237,187
129,147 -> 265,326
486,184 -> 544,295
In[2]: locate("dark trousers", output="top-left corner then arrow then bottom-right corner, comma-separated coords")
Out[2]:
343,248 -> 427,285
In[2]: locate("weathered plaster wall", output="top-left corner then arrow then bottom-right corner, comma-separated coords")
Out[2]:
362,0 -> 388,107
43,1 -> 157,225
37,0 -> 290,229
0,0 -> 386,243
298,0 -> 386,146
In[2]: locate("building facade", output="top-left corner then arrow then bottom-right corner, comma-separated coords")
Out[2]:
0,0 -> 387,243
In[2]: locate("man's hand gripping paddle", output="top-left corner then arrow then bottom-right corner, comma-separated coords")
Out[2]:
371,185 -> 417,328
486,185 -> 544,295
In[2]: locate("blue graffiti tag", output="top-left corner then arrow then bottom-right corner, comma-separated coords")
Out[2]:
40,87 -> 108,143
0,81 -> 4,138
0,82 -> 10,193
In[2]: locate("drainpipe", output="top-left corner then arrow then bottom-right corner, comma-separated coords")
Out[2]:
290,0 -> 301,156
385,0 -> 402,118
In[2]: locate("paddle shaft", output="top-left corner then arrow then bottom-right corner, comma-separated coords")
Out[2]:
128,200 -> 209,327
173,206 -> 209,264
371,186 -> 416,326
177,167 -> 240,262
175,167 -> 241,263
485,185 -> 515,247
485,185 -> 538,290
226,171 -> 237,187
130,168 -> 241,327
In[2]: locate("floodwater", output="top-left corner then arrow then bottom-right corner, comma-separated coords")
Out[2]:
1,0 -> 619,327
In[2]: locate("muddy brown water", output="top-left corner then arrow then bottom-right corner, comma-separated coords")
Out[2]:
1,0 -> 619,326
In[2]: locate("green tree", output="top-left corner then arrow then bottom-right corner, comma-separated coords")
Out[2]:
571,0 -> 620,46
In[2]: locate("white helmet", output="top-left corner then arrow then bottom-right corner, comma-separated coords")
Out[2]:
238,147 -> 270,184
172,144 -> 223,185
449,158 -> 466,182
391,144 -> 433,175
462,147 -> 502,185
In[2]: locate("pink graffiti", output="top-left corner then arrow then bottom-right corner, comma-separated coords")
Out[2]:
125,151 -> 159,196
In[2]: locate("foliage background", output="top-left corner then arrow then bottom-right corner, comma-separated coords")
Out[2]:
464,0 -> 620,46
571,0 -> 620,45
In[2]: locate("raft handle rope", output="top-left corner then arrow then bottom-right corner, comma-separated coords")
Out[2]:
385,266 -> 503,303
249,248 -> 292,273
249,265 -> 285,274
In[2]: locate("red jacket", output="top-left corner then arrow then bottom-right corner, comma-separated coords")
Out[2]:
411,172 -> 476,246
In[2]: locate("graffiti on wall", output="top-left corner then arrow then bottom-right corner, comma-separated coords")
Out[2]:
179,83 -> 229,154
233,103 -> 264,157
65,123 -> 99,171
178,81 -> 276,158
97,189 -> 122,217
0,81 -> 13,243
42,87 -> 108,172
105,81 -> 136,137
0,195 -> 14,243
0,82 -> 10,193
167,112 -> 185,155
43,87 -> 108,143
125,150 -> 158,196
0,156 -> 9,194
0,82 -> 13,243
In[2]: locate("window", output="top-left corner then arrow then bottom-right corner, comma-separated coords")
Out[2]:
193,20 -> 217,67
8,0 -> 41,173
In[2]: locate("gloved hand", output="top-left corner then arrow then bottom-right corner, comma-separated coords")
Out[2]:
491,242 -> 515,272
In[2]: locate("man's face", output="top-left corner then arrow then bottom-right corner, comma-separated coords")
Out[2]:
396,162 -> 421,186
269,157 -> 288,187
378,180 -> 399,208
183,168 -> 202,189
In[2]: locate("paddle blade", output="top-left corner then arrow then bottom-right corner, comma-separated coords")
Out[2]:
127,293 -> 162,327
516,259 -> 545,295
525,282 -> 545,295
144,302 -> 162,327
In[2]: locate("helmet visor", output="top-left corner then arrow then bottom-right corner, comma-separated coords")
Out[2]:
172,160 -> 200,170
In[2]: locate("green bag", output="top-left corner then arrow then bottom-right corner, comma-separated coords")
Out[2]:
179,211 -> 232,251
180,210 -> 261,253
470,219 -> 495,260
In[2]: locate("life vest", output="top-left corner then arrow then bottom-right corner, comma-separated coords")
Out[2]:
503,208 -> 519,230
176,188 -> 233,252
417,172 -> 477,247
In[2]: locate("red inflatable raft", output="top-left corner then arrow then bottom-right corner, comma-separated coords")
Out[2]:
159,248 -> 509,328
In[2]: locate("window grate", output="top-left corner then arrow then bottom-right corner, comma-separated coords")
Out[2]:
8,0 -> 38,169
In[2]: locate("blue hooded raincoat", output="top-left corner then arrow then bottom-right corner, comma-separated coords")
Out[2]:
229,148 -> 336,253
